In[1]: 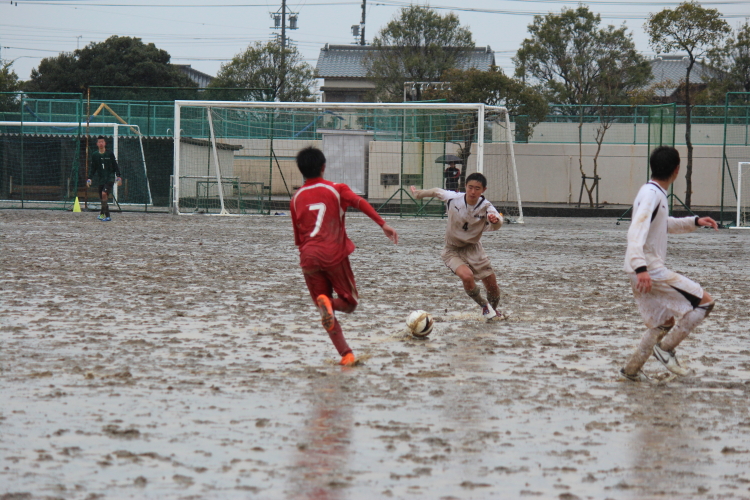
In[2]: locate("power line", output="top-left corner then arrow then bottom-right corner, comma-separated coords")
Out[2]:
13,0 -> 750,7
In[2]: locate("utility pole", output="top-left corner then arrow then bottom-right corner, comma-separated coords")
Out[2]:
271,0 -> 298,101
360,0 -> 366,46
352,0 -> 366,45
281,0 -> 286,99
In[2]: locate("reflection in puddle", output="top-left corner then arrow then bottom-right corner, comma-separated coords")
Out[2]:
289,373 -> 353,500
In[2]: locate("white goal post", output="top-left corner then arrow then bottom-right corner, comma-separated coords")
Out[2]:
172,101 -> 524,221
736,162 -> 750,229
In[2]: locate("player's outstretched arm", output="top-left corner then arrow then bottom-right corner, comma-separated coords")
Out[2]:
409,185 -> 442,200
668,215 -> 718,234
697,216 -> 719,230
382,223 -> 398,245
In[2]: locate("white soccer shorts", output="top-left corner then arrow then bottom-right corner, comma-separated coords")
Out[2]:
629,270 -> 704,329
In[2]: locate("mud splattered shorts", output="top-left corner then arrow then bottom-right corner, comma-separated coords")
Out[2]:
629,269 -> 704,328
442,242 -> 494,280
302,257 -> 359,308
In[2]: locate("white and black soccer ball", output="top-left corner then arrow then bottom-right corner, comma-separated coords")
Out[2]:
406,310 -> 434,338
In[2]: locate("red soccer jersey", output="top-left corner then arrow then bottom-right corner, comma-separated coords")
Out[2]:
290,178 -> 385,269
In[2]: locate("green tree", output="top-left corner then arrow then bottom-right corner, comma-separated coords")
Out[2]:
366,5 -> 474,102
515,6 -> 652,207
423,67 -> 548,183
0,59 -> 22,112
209,41 -> 314,102
704,22 -> 750,100
646,1 -> 731,208
435,67 -> 548,122
514,6 -> 651,107
25,36 -> 195,97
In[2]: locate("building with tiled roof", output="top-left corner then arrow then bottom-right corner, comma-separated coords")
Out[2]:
646,55 -> 720,102
175,65 -> 215,89
316,44 -> 496,102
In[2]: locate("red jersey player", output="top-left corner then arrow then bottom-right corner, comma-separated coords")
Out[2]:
290,147 -> 398,366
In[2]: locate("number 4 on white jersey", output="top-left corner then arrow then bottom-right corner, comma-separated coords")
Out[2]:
309,203 -> 326,237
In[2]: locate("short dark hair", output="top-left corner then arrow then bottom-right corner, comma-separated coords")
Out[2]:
650,146 -> 680,180
465,172 -> 487,188
96,135 -> 106,142
296,146 -> 326,179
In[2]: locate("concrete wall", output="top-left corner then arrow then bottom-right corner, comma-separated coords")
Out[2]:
528,122 -> 749,147
513,143 -> 724,206
232,139 -> 313,196
178,141 -> 235,198
224,138 -> 728,206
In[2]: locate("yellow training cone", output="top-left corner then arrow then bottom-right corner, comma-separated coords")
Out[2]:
73,197 -> 82,213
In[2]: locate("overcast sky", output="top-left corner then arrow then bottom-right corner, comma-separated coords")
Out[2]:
2,0 -> 748,93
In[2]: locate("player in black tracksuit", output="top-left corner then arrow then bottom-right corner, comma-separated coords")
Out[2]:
87,136 -> 121,221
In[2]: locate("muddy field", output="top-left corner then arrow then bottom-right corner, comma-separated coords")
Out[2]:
1,210 -> 749,500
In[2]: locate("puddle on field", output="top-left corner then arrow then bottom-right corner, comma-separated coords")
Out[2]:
2,211 -> 750,499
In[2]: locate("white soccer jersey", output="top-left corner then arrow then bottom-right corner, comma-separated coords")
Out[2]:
414,188 -> 502,247
624,181 -> 700,278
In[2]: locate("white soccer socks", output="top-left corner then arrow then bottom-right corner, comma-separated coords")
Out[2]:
623,324 -> 672,376
466,286 -> 487,307
487,291 -> 500,311
659,301 -> 715,352
624,301 -> 715,379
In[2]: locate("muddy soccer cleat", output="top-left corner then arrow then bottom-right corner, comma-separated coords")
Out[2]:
493,309 -> 509,321
619,368 -> 651,383
482,304 -> 498,321
316,295 -> 335,332
653,344 -> 691,376
340,352 -> 356,366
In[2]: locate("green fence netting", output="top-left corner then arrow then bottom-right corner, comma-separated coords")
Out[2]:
720,92 -> 750,226
1,93 -> 83,210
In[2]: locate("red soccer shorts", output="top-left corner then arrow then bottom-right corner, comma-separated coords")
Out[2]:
302,257 -> 359,312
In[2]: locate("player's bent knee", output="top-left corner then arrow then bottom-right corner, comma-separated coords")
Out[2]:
658,323 -> 674,333
458,270 -> 474,284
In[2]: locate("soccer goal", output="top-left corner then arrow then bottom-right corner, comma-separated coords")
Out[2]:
172,101 -> 523,221
0,121 -> 152,208
736,162 -> 750,229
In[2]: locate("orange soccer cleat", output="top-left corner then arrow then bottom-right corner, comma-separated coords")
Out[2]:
316,295 -> 335,332
340,352 -> 356,366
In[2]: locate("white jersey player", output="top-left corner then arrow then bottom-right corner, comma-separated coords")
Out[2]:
410,172 -> 505,321
621,146 -> 718,382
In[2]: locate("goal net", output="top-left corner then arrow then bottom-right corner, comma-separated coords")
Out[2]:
0,120 -> 152,209
172,101 -> 523,221
737,162 -> 750,229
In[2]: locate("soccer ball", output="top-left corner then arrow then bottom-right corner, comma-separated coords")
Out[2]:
406,310 -> 434,338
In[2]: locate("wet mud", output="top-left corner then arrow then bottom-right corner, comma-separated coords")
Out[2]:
1,210 -> 749,500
